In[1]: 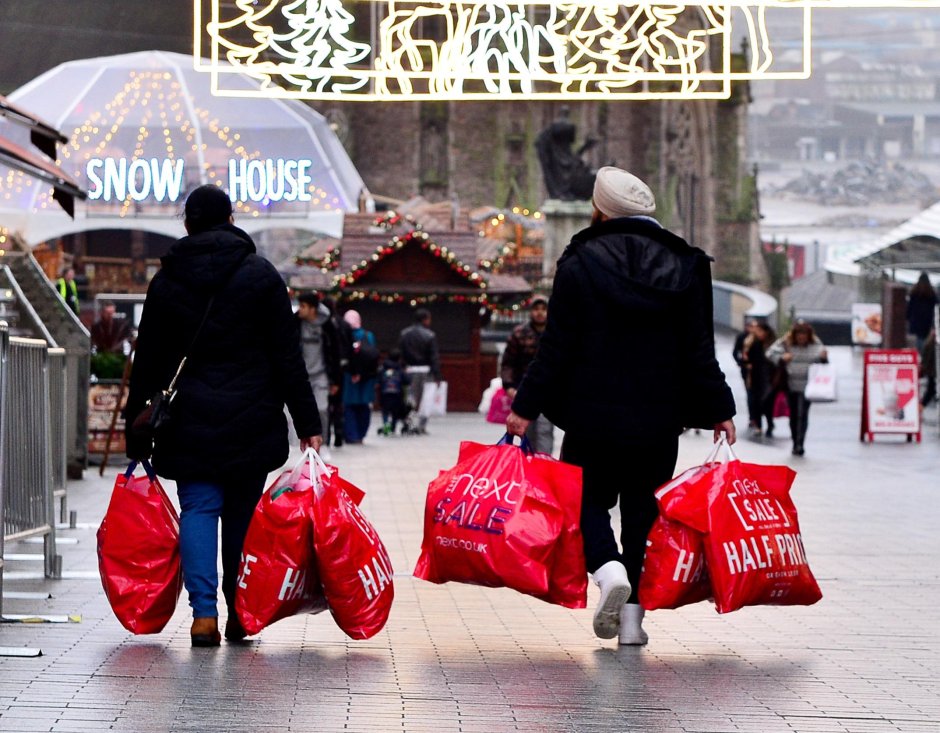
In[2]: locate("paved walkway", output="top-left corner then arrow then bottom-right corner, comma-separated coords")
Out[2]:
1,336 -> 939,732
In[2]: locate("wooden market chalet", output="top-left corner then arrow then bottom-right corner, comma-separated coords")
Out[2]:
289,199 -> 534,411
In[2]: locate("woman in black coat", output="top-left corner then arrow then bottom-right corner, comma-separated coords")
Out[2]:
125,185 -> 322,646
907,272 -> 938,351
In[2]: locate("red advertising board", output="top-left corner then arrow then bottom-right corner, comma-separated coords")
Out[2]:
860,349 -> 921,443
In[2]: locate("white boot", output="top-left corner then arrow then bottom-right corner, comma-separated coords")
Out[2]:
619,603 -> 649,646
591,561 -> 631,639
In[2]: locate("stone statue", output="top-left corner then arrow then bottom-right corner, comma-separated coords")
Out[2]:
535,106 -> 597,200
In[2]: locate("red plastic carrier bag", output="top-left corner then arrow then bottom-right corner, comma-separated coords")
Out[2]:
485,388 -> 512,424
308,450 -> 394,640
659,440 -> 822,614
97,461 -> 182,634
414,435 -> 587,608
639,466 -> 713,611
235,456 -> 329,635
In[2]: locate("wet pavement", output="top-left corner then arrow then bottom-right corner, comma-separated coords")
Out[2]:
1,335 -> 938,732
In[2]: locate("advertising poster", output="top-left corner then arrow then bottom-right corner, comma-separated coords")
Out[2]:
851,303 -> 883,345
861,350 -> 920,439
87,381 -> 126,455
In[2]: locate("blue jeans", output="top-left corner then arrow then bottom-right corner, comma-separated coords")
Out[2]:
343,403 -> 372,443
176,475 -> 265,618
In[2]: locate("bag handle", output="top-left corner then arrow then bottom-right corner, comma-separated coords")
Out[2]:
271,448 -> 330,500
124,460 -> 157,481
497,432 -> 534,455
704,435 -> 739,466
303,447 -> 331,495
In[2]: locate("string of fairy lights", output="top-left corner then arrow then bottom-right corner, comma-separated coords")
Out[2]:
336,229 -> 485,289
290,209 -> 544,312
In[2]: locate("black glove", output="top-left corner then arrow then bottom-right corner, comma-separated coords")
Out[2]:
125,431 -> 152,462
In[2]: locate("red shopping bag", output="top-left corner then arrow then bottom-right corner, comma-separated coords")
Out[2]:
639,467 -> 713,611
235,457 -> 328,635
414,435 -> 587,608
772,391 -> 790,418
486,388 -> 513,424
309,451 -> 394,640
659,442 -> 822,614
525,452 -> 587,608
456,439 -> 587,608
97,461 -> 182,634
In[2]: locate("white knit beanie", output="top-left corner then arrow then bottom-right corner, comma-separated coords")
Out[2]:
592,166 -> 656,219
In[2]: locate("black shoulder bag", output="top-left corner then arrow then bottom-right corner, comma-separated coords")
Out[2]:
130,294 -> 217,444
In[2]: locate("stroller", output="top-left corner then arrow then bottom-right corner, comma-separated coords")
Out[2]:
397,397 -> 420,435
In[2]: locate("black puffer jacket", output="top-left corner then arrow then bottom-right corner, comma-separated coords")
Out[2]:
512,217 -> 735,438
125,224 -> 321,482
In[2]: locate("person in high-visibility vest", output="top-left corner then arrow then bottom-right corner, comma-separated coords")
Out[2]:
56,267 -> 80,315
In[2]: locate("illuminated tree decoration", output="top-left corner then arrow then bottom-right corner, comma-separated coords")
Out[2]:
272,0 -> 371,92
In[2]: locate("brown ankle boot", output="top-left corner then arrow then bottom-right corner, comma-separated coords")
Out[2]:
191,617 -> 221,647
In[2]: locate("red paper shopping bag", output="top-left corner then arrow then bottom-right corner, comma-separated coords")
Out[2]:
659,443 -> 822,614
235,457 -> 328,635
309,452 -> 394,640
97,461 -> 182,634
639,467 -> 713,611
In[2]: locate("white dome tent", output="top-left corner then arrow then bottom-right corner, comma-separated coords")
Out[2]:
0,50 -> 369,245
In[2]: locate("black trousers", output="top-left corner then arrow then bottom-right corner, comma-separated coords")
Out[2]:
787,392 -> 811,448
328,389 -> 345,446
561,433 -> 679,603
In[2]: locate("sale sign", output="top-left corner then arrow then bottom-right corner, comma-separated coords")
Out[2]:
860,350 -> 921,442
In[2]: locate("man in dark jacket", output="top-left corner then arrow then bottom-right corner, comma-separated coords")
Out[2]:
125,185 -> 321,647
322,296 -> 352,447
507,166 -> 736,646
297,291 -> 342,460
501,295 -> 554,453
398,308 -> 442,434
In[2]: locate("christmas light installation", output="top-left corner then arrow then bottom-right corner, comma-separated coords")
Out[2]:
294,242 -> 341,269
333,228 -> 486,288
2,68 -> 344,218
195,0 -> 940,101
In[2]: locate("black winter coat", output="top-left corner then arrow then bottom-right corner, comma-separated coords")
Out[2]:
125,224 -> 321,482
512,217 -> 735,438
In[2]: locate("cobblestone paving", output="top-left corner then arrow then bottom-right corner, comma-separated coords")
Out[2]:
1,337 -> 938,732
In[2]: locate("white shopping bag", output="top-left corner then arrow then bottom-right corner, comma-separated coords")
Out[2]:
804,363 -> 837,402
419,381 -> 448,417
478,377 -> 501,414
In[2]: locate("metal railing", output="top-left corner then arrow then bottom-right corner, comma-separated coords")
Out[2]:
0,250 -> 91,478
0,324 -> 7,617
0,323 -> 63,616
48,348 -> 69,522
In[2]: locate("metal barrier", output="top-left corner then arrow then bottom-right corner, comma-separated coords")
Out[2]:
0,324 -> 7,617
0,324 -> 62,582
712,280 -> 779,332
48,348 -> 68,522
